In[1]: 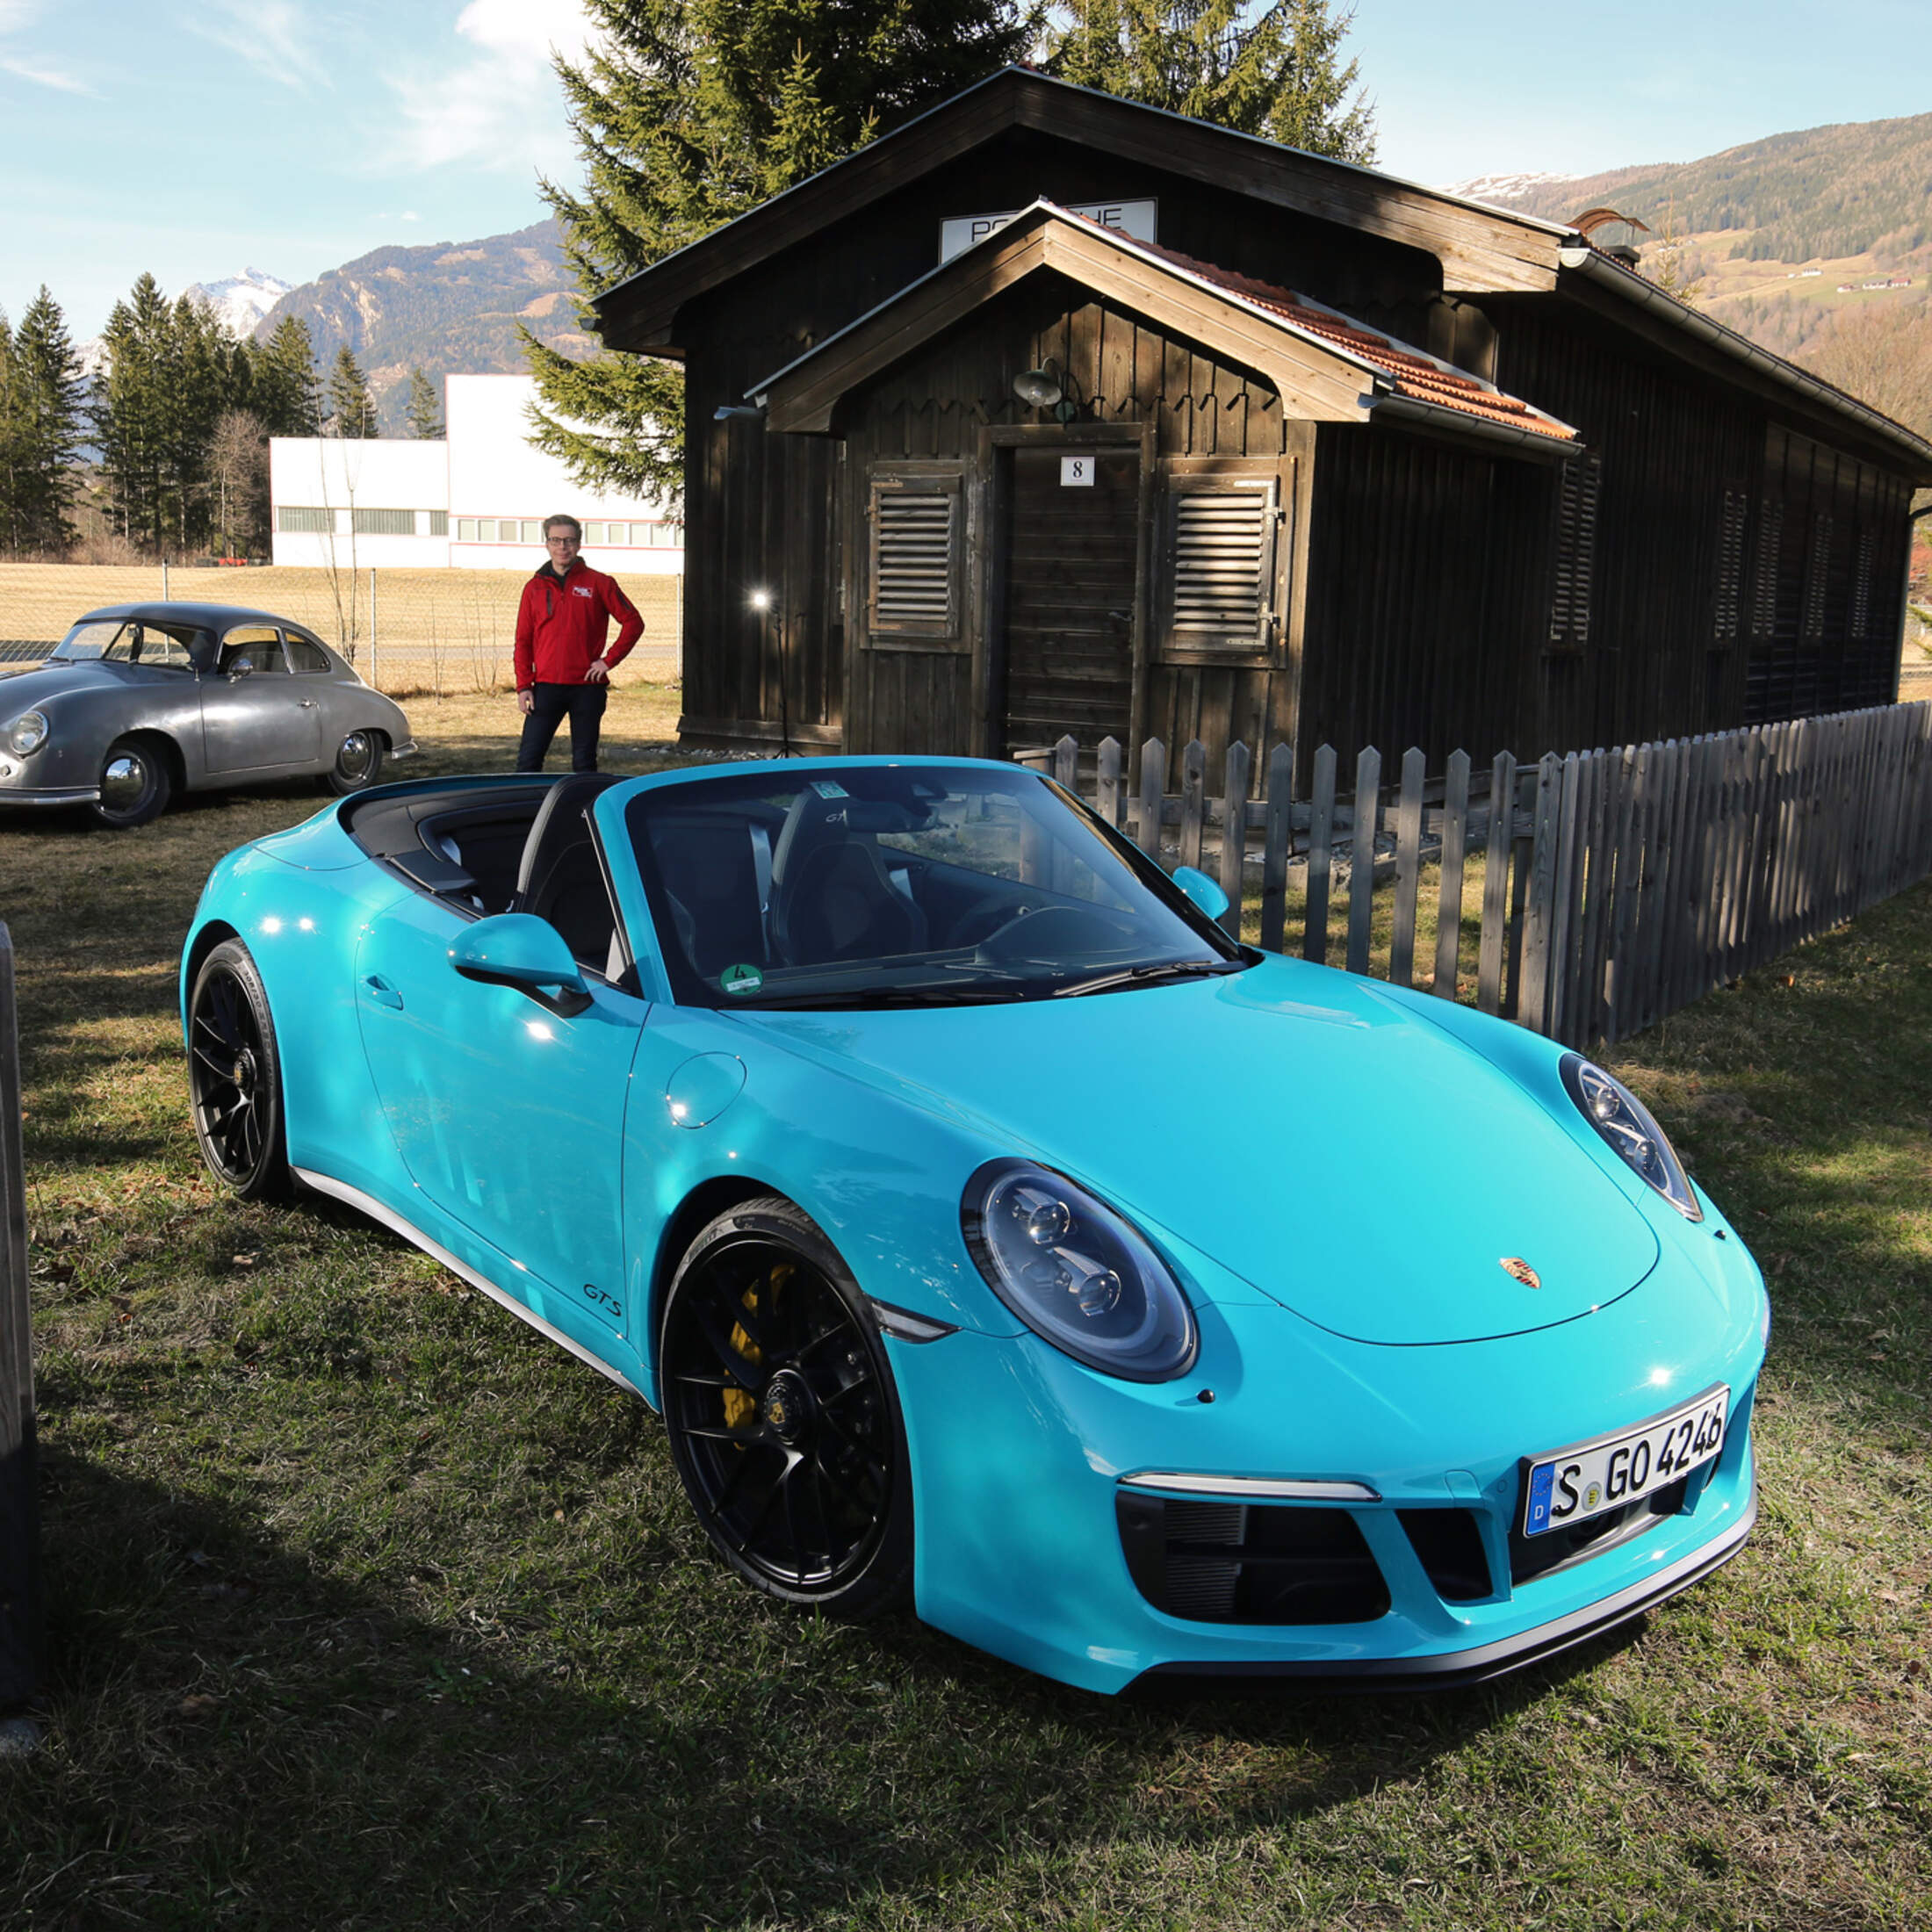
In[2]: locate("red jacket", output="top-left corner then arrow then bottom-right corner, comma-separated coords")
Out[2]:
514,560 -> 644,688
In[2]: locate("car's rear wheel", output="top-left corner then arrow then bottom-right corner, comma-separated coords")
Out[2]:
186,939 -> 292,1200
323,729 -> 385,796
660,1197 -> 912,1618
90,735 -> 174,829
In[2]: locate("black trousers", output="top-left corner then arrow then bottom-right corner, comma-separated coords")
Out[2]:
516,681 -> 608,773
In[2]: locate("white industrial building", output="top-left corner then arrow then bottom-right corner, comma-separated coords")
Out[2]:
270,374 -> 682,573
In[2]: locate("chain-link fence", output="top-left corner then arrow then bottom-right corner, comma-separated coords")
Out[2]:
0,563 -> 682,694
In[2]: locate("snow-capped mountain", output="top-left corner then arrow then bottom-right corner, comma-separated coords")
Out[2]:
1443,170 -> 1578,208
177,267 -> 292,338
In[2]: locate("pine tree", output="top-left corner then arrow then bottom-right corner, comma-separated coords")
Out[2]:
97,274 -> 177,551
253,315 -> 321,436
7,287 -> 87,553
526,0 -> 1034,504
406,367 -> 444,439
1046,0 -> 1375,161
97,277 -> 256,551
0,314 -> 23,555
325,348 -> 379,439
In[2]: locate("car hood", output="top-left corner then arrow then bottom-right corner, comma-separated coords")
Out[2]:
734,958 -> 1661,1345
0,661 -> 191,709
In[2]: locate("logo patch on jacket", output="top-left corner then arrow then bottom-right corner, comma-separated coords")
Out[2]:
573,585 -> 595,597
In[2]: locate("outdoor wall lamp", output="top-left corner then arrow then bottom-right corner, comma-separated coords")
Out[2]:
1013,361 -> 1083,424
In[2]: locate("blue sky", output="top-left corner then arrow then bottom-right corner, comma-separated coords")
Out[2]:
3,1 -> 1928,340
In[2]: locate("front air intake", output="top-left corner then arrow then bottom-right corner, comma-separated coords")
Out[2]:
1117,1492 -> 1391,1626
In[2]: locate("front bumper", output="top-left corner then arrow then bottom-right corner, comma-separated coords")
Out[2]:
888,1271 -> 1766,1694
0,781 -> 99,806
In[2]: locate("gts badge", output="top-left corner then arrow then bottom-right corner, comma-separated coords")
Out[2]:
581,1282 -> 623,1322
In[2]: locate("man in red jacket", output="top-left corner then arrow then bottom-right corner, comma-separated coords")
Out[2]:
513,515 -> 645,772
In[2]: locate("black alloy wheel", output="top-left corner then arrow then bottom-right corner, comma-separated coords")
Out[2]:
90,735 -> 174,829
186,939 -> 292,1200
660,1197 -> 912,1617
323,729 -> 385,796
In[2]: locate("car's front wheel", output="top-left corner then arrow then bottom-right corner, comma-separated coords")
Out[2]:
660,1196 -> 913,1618
322,729 -> 385,796
90,735 -> 174,828
186,939 -> 292,1200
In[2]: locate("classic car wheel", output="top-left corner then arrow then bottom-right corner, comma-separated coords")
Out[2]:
660,1197 -> 913,1618
186,940 -> 292,1200
90,735 -> 174,829
323,730 -> 385,796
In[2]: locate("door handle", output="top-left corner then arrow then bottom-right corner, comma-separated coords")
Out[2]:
299,698 -> 319,709
362,974 -> 404,1011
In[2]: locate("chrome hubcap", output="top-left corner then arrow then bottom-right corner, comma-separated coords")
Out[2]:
337,732 -> 374,782
100,753 -> 147,809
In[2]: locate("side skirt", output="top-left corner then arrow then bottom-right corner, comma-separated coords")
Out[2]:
293,1165 -> 645,1399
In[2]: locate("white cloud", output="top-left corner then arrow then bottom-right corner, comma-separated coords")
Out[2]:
386,0 -> 591,174
181,1 -> 331,95
1,54 -> 93,92
0,0 -> 96,93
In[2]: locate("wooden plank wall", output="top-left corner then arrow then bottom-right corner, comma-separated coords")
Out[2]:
1025,698 -> 1932,1047
1296,427 -> 1532,773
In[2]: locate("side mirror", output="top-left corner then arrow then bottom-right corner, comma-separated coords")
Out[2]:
450,913 -> 590,1016
1171,865 -> 1229,921
225,657 -> 254,681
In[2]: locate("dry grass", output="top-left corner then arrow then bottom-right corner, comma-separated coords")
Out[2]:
1,739 -> 1929,1928
0,563 -> 684,695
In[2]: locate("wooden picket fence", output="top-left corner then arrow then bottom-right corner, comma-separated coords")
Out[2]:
1017,699 -> 1932,1048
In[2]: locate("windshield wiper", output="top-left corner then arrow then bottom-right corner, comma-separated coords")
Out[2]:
724,983 -> 1033,1011
1050,957 -> 1246,998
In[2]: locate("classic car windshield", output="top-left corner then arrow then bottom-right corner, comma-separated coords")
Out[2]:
625,765 -> 1248,1009
49,619 -> 198,670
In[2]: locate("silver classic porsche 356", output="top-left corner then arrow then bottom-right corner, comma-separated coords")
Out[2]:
0,602 -> 416,828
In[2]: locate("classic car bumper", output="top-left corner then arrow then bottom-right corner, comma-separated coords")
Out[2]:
0,779 -> 100,805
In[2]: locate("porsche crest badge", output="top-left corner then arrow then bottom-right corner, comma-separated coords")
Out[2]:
1500,1257 -> 1542,1289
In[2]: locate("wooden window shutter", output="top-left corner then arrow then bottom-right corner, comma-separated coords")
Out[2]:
1712,490 -> 1747,642
1849,530 -> 1875,639
1163,475 -> 1281,654
1750,498 -> 1783,636
1801,511 -> 1832,638
1547,452 -> 1602,648
868,471 -> 962,640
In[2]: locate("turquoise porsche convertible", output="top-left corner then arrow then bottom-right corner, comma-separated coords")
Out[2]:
180,758 -> 1765,1692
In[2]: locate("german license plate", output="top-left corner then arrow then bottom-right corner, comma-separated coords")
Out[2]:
1522,1388 -> 1729,1538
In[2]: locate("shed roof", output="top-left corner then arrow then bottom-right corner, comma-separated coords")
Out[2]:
750,202 -> 1578,456
592,66 -> 1571,357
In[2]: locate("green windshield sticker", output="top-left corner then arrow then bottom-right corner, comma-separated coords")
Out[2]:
719,962 -> 765,997
810,779 -> 849,799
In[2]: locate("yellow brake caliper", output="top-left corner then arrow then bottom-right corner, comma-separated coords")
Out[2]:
721,1261 -> 790,1429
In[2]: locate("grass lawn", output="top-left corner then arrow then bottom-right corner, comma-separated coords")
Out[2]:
1,703 -> 1928,1929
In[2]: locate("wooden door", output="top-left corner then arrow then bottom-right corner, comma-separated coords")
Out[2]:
998,446 -> 1140,755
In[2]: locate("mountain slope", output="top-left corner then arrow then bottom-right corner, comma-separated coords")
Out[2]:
1462,112 -> 1932,268
252,220 -> 595,428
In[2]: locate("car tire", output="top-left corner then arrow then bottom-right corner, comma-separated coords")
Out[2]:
660,1195 -> 913,1619
322,729 -> 385,796
186,939 -> 292,1200
90,735 -> 174,829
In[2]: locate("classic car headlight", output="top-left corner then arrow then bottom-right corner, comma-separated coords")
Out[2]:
962,1160 -> 1198,1381
5,710 -> 48,755
1561,1054 -> 1702,1222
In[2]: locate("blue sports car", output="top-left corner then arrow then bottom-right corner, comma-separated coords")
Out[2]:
180,758 -> 1765,1692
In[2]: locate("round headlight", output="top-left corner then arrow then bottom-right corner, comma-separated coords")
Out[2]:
6,710 -> 49,755
1561,1054 -> 1702,1221
961,1160 -> 1198,1381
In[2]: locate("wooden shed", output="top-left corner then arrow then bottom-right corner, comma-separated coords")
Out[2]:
593,68 -> 1932,776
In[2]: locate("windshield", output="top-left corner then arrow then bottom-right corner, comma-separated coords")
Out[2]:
49,619 -> 198,670
626,763 -> 1249,1010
